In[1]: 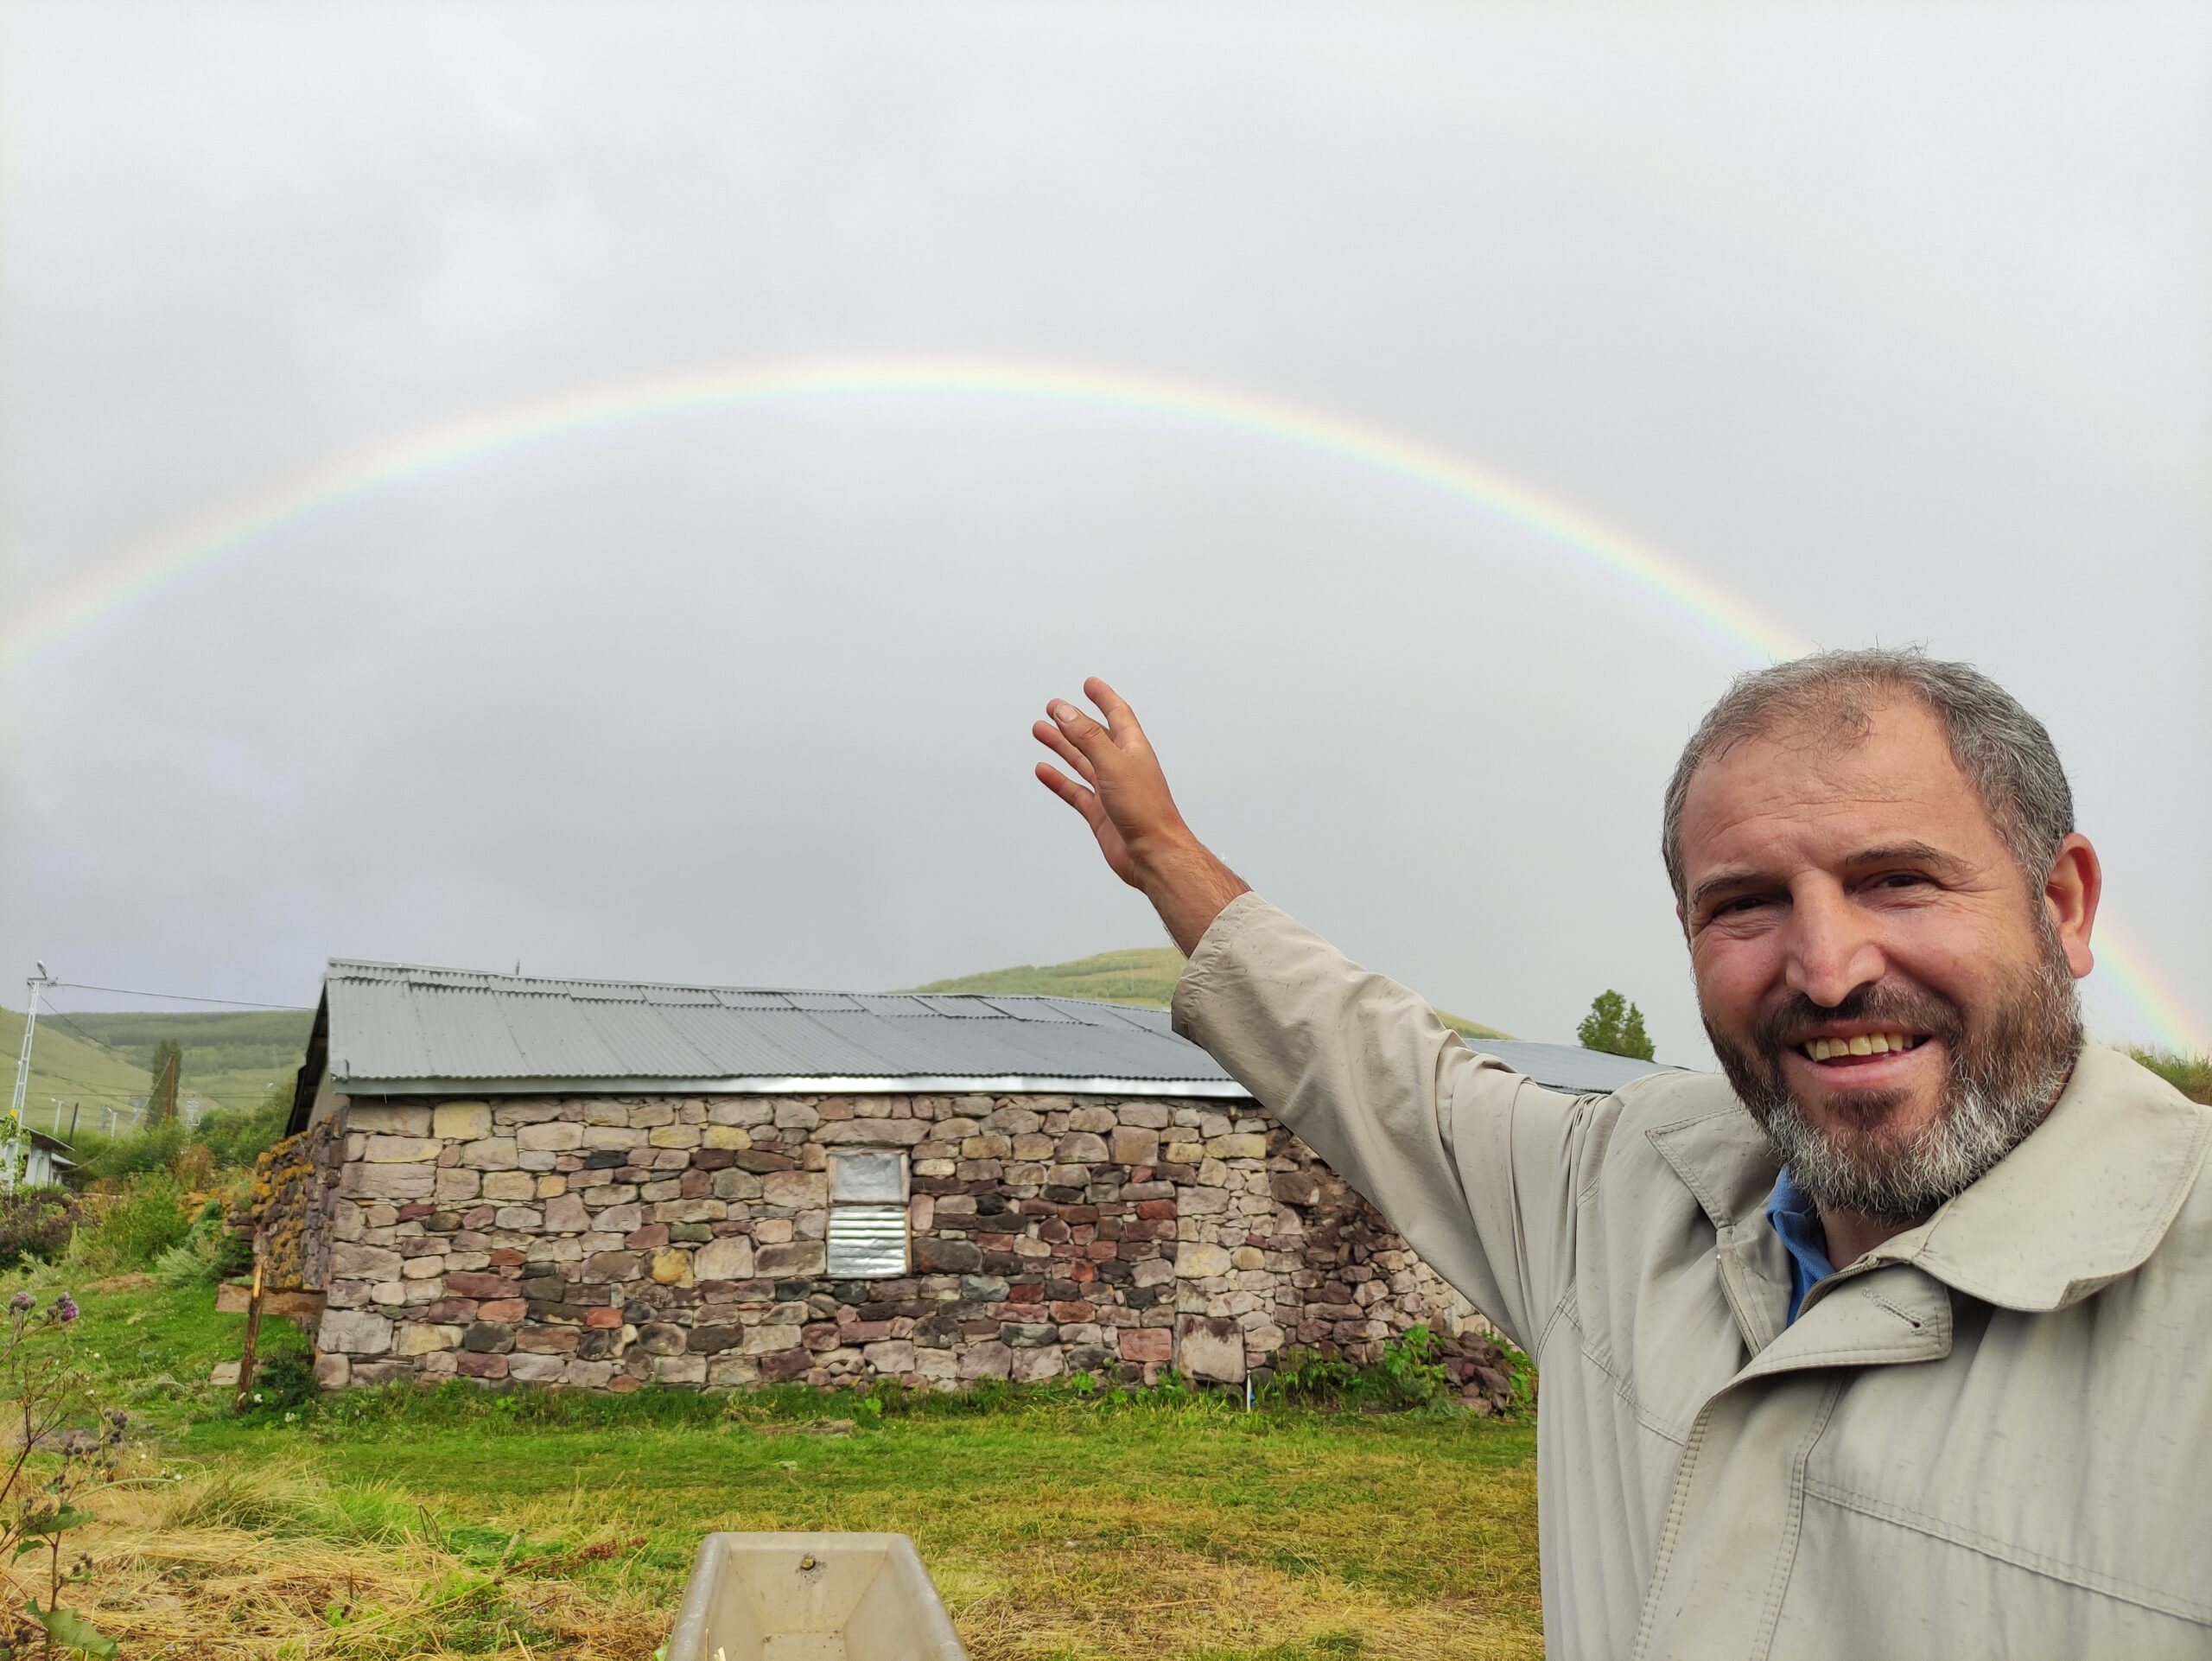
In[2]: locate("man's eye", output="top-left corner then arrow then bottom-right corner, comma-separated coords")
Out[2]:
1873,872 -> 1929,891
1713,895 -> 1771,917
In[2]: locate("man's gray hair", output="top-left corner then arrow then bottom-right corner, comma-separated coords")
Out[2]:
1661,647 -> 2075,906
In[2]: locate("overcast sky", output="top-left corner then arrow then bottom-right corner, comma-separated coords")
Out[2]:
3,2 -> 2207,1064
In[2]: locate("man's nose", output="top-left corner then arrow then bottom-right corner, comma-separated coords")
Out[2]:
1782,884 -> 1886,1009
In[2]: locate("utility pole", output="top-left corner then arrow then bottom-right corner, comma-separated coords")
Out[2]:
6,963 -> 51,1130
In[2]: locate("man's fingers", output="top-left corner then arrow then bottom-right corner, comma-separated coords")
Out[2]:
1034,761 -> 1104,826
1084,677 -> 1147,747
1047,697 -> 1119,767
1032,719 -> 1098,784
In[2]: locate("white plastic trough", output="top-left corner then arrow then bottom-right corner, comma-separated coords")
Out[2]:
664,1532 -> 969,1661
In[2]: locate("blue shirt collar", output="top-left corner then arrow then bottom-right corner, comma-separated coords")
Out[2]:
1764,1165 -> 1836,1324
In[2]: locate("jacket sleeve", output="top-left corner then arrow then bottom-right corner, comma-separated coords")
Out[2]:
1170,892 -> 1596,1354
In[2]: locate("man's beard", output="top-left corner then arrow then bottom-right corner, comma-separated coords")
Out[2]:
1704,923 -> 2083,1225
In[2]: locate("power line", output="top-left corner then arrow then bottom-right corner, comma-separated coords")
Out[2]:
44,981 -> 308,1010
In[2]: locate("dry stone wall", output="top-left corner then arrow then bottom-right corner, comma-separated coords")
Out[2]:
308,1091 -> 1508,1405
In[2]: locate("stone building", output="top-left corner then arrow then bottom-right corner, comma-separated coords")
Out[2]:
267,958 -> 1667,1399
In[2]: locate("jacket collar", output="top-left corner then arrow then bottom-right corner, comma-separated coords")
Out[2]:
1648,1045 -> 2209,1315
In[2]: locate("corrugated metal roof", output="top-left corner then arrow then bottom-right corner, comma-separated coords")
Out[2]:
319,958 -> 1682,1098
1465,1041 -> 1678,1095
322,958 -> 1247,1093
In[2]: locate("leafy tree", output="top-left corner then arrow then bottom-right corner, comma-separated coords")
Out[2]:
146,1038 -> 183,1124
1578,990 -> 1656,1060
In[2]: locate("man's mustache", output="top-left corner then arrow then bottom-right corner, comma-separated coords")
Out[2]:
1751,983 -> 1966,1056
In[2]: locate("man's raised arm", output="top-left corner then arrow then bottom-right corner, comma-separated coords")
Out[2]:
1031,680 -> 1592,1351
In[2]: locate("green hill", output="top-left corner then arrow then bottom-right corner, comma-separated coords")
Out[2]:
54,1009 -> 314,1117
907,946 -> 1511,1041
0,1004 -> 155,1136
1,1005 -> 314,1135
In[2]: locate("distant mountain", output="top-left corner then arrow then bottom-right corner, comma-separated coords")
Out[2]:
906,946 -> 1511,1041
0,1005 -> 313,1132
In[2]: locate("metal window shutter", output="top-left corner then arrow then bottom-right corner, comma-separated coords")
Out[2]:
826,1204 -> 909,1278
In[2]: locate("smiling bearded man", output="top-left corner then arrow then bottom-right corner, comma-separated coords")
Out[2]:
1030,648 -> 2209,1660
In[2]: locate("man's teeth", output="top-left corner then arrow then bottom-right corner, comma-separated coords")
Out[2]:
1802,1034 -> 1922,1061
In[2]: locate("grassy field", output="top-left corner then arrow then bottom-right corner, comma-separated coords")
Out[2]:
31,1272 -> 1544,1660
911,949 -> 1513,1043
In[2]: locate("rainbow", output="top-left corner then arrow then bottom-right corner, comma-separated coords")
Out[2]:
1,356 -> 2199,1052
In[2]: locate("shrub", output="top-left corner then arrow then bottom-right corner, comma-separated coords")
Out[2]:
67,1172 -> 191,1274
1263,1324 -> 1452,1412
0,1188 -> 83,1271
64,1120 -> 187,1185
193,1092 -> 291,1169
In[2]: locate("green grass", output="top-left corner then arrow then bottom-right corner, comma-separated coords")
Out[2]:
2130,1047 -> 2212,1106
35,1273 -> 1542,1658
910,948 -> 1512,1041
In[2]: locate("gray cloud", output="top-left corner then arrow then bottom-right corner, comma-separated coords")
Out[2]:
3,2 -> 2206,1060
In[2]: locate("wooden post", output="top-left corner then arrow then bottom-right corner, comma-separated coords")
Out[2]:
232,1257 -> 265,1415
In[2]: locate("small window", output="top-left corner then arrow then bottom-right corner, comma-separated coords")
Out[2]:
826,1151 -> 909,1277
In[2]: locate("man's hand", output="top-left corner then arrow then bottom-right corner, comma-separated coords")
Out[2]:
1033,678 -> 1249,956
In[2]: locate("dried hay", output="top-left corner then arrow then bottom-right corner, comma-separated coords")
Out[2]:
70,1460 -> 663,1659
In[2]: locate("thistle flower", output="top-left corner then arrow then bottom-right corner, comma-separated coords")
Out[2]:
8,1290 -> 32,1314
52,1294 -> 79,1324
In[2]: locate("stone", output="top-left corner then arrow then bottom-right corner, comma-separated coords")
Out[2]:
455,1352 -> 510,1380
517,1121 -> 582,1152
742,1324 -> 804,1355
650,1249 -> 692,1286
461,1321 -> 515,1354
435,1168 -> 483,1204
318,1309 -> 394,1355
1109,1128 -> 1160,1166
760,1169 -> 828,1209
210,1361 -> 241,1386
446,1270 -> 518,1299
1010,1346 -> 1065,1384
364,1136 -> 440,1162
330,1243 -> 404,1282
346,1104 -> 431,1135
913,1238 -> 982,1274
457,1137 -> 520,1170
1055,1132 -> 1109,1164
506,1352 -> 565,1384
1067,1105 -> 1118,1133
654,1353 -> 709,1384
1209,1134 -> 1269,1161
395,1322 -> 463,1356
434,1101 -> 493,1139
862,1340 -> 916,1374
753,1241 -> 826,1277
1270,1171 -> 1321,1207
1230,1246 -> 1266,1270
543,1193 -> 589,1232
343,1162 -> 436,1200
957,1341 -> 1014,1381
694,1235 -> 755,1281
1117,1327 -> 1173,1363
1175,1314 -> 1247,1383
1174,1243 -> 1234,1279
702,1124 -> 753,1150
480,1169 -> 537,1202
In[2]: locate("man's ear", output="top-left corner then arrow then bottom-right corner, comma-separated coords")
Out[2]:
2044,833 -> 2101,979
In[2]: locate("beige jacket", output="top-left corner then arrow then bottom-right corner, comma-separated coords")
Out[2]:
1173,895 -> 2212,1660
